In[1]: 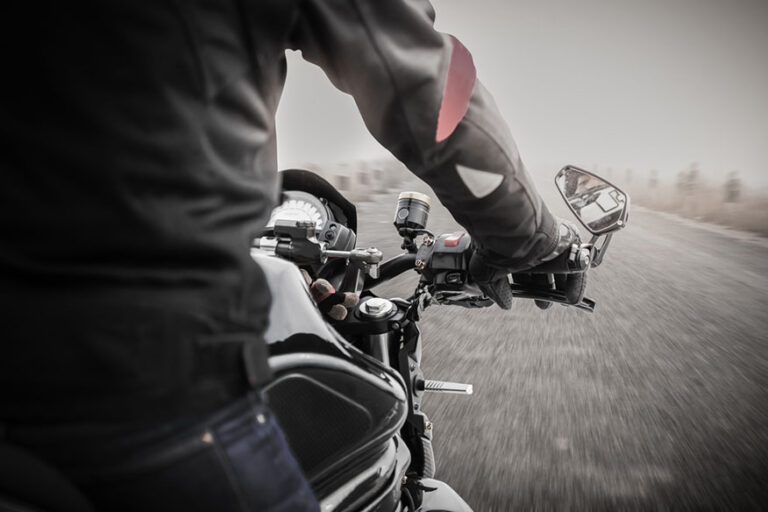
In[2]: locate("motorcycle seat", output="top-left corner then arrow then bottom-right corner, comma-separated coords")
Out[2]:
0,443 -> 92,512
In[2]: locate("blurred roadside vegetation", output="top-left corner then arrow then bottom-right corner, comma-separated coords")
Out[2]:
602,164 -> 768,237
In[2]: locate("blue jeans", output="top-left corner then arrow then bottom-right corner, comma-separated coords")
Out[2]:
7,393 -> 319,512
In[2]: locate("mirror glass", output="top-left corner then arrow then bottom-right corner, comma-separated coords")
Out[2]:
555,166 -> 628,234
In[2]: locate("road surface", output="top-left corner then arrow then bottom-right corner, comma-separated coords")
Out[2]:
353,176 -> 768,511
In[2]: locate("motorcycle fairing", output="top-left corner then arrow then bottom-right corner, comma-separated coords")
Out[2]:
253,252 -> 348,350
254,253 -> 408,503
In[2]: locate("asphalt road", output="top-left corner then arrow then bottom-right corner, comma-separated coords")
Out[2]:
354,176 -> 768,511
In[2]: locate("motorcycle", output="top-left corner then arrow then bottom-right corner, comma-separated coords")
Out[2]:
251,165 -> 630,511
0,165 -> 627,512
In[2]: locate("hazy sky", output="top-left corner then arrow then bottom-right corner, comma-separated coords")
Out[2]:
276,0 -> 768,186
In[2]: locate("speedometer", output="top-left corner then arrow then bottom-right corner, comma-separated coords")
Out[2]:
259,170 -> 358,258
266,191 -> 327,232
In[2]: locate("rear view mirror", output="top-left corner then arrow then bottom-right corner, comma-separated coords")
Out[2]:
555,166 -> 629,235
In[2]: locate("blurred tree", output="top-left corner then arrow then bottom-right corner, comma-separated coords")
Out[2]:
677,163 -> 699,195
725,171 -> 741,203
625,168 -> 633,185
648,169 -> 659,189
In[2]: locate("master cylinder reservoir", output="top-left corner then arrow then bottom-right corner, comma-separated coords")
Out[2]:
394,191 -> 431,237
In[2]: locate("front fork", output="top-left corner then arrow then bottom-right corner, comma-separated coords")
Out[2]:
396,319 -> 431,471
395,319 -> 472,509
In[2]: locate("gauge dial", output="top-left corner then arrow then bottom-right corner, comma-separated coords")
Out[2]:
266,191 -> 327,232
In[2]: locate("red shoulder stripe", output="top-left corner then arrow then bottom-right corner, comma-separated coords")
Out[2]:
435,35 -> 476,142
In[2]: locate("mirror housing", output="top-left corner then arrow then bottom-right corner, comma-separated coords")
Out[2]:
555,166 -> 630,235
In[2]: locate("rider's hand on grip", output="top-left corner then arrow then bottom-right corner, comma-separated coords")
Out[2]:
467,217 -> 588,310
512,273 -> 556,310
523,217 -> 588,308
512,269 -> 588,307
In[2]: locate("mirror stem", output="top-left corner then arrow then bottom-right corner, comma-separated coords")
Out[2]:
590,233 -> 613,267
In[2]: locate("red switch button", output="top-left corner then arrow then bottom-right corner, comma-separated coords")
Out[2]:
444,232 -> 466,247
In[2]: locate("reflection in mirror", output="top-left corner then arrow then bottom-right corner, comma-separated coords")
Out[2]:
556,167 -> 628,234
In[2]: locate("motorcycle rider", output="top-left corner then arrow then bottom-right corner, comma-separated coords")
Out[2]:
0,0 -> 577,510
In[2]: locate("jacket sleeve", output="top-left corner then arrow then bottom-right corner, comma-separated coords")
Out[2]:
289,0 -> 558,271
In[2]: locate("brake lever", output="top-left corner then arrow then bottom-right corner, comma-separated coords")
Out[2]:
509,285 -> 596,312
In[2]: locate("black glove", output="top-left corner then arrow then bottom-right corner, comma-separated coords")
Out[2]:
469,217 -> 588,310
511,272 -> 556,310
300,269 -> 359,320
468,251 -> 514,310
540,218 -> 583,265
513,271 -> 588,309
518,218 -> 588,309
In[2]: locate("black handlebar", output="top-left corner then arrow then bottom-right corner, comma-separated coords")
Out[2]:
364,253 -> 417,289
363,240 -> 590,292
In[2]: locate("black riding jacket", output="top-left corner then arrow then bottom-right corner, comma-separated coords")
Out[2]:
0,0 -> 557,421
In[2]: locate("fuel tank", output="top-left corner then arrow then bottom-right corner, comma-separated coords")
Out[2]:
254,253 -> 408,502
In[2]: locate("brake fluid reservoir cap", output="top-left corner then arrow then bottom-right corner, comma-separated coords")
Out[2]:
397,191 -> 432,208
358,297 -> 396,319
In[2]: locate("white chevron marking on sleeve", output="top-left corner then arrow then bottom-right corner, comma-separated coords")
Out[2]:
455,164 -> 504,198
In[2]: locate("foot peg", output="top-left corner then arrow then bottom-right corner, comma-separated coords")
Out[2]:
422,380 -> 473,395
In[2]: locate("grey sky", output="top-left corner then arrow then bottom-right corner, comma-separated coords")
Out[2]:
276,0 -> 768,186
